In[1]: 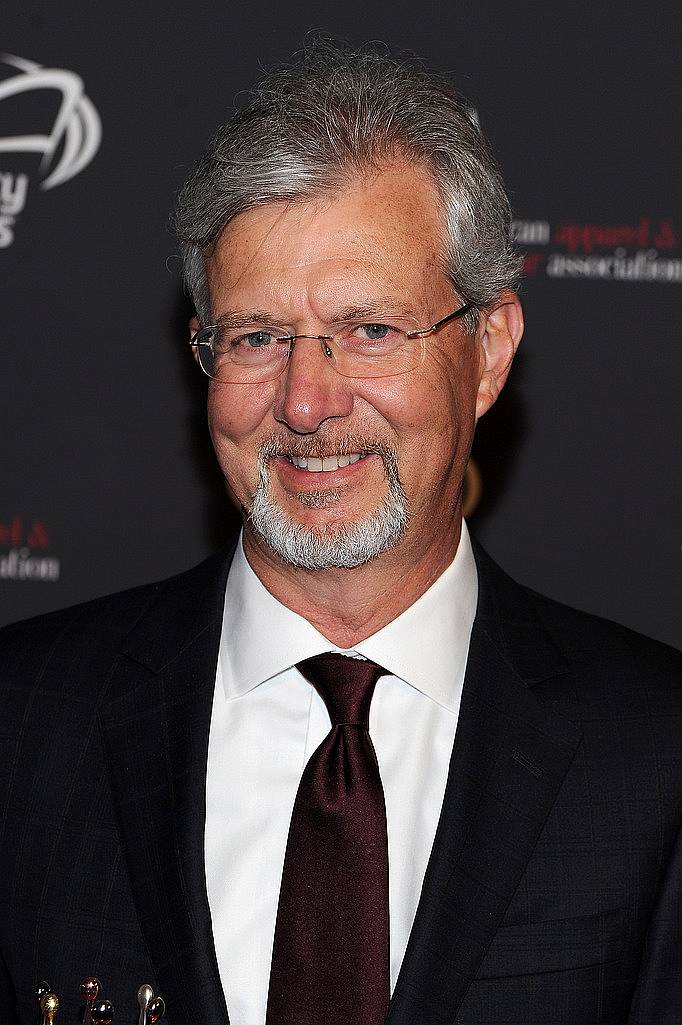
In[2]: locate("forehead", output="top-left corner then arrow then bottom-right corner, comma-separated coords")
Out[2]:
205,159 -> 452,315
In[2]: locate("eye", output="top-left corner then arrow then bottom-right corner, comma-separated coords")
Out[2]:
238,330 -> 277,348
356,323 -> 391,340
336,321 -> 406,358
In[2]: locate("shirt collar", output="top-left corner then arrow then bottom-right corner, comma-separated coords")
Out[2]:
220,520 -> 478,713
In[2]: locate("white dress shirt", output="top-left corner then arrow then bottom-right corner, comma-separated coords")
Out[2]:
204,521 -> 478,1025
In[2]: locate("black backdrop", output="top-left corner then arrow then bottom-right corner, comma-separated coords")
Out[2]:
1,0 -> 680,647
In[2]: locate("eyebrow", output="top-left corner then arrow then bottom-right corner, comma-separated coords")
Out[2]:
213,310 -> 283,329
212,299 -> 422,328
332,301 -> 421,322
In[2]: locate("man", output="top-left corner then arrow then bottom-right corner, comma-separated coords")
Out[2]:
0,43 -> 679,1025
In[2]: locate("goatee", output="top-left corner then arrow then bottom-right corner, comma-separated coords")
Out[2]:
247,438 -> 408,570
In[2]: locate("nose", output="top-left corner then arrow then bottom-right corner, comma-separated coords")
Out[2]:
272,336 -> 354,434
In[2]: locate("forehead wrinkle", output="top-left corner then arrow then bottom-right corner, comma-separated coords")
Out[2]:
213,273 -> 450,328
208,200 -> 300,296
209,169 -> 452,323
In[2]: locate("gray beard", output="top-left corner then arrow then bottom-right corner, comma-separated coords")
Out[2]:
247,444 -> 409,570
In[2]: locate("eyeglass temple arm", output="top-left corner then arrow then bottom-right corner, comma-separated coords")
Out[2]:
408,302 -> 474,338
189,326 -> 217,347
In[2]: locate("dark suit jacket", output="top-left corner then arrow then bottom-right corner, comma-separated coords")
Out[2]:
0,538 -> 679,1025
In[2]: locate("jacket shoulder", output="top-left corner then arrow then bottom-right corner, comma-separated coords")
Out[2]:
0,547 -> 230,697
473,540 -> 679,712
526,583 -> 680,690
511,581 -> 681,750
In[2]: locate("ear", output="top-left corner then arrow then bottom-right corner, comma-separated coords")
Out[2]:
475,291 -> 524,420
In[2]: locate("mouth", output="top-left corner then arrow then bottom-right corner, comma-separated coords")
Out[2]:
282,452 -> 367,473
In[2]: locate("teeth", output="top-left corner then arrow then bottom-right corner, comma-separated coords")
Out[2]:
288,453 -> 364,472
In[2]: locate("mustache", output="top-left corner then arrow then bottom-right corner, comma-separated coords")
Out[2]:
252,431 -> 408,517
258,434 -> 398,463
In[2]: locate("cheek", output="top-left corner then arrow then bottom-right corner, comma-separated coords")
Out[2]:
358,356 -> 479,494
208,385 -> 275,445
207,386 -> 277,498
424,347 -> 481,433
361,370 -> 470,448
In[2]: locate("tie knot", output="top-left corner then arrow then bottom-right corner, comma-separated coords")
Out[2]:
296,652 -> 386,727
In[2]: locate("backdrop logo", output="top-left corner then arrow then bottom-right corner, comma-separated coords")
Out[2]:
0,54 -> 102,247
514,217 -> 680,283
0,516 -> 61,582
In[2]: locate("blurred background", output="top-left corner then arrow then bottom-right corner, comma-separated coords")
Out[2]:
1,0 -> 679,646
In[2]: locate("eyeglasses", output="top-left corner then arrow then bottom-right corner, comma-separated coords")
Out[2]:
189,302 -> 474,383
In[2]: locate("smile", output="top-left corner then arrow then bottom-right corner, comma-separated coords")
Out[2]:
284,453 -> 366,473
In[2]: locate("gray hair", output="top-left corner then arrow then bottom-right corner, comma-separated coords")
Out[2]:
175,41 -> 522,334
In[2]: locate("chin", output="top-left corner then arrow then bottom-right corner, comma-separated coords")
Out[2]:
248,487 -> 408,571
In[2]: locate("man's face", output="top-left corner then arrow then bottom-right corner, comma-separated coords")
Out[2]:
202,159 -> 505,571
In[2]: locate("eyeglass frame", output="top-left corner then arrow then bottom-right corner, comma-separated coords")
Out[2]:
189,300 -> 475,383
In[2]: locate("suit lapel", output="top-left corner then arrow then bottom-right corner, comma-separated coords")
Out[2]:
386,542 -> 582,1025
99,543 -> 236,1025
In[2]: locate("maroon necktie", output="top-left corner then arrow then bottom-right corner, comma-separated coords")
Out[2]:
265,652 -> 390,1025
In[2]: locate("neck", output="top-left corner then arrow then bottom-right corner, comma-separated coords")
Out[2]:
241,511 -> 463,648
